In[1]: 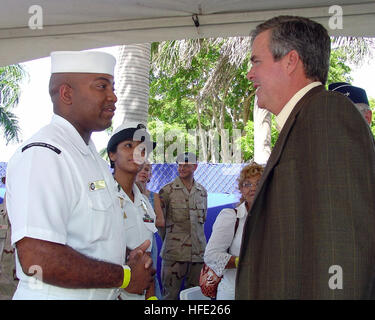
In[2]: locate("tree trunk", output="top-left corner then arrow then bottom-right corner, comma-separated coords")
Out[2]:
112,43 -> 151,129
253,96 -> 271,165
242,93 -> 255,127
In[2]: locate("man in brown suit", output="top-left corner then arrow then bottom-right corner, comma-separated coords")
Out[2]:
236,16 -> 375,299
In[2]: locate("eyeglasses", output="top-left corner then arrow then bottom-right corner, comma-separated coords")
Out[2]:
242,182 -> 259,188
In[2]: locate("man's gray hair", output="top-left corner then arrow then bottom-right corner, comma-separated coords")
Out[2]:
251,16 -> 331,84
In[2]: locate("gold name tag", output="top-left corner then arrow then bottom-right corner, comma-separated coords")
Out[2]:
89,180 -> 106,191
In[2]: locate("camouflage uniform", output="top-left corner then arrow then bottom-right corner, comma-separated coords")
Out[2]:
159,177 -> 207,300
0,198 -> 18,300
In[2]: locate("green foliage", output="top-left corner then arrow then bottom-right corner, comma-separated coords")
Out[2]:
0,64 -> 28,144
239,117 -> 279,162
239,120 -> 254,161
149,40 -> 355,162
150,40 -> 222,130
368,98 -> 375,137
327,49 -> 353,84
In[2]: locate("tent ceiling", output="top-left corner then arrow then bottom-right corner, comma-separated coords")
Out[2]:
0,0 -> 374,66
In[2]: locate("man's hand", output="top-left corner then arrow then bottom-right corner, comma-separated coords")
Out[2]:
125,240 -> 155,294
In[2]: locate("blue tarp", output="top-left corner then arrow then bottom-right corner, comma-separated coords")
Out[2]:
0,187 -> 5,204
0,162 -> 6,182
149,163 -> 244,194
0,162 -> 7,204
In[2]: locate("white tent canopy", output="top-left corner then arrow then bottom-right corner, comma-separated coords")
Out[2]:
1,0 -> 375,66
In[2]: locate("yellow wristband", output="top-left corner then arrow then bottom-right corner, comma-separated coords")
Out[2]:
120,265 -> 131,289
147,296 -> 158,300
235,257 -> 239,268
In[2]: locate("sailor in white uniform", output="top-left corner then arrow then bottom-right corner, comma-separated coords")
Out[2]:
107,121 -> 158,300
6,50 -> 154,299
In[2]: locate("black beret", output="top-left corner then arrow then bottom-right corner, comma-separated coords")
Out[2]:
107,121 -> 156,154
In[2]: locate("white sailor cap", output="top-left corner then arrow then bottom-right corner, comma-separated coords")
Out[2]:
50,51 -> 116,76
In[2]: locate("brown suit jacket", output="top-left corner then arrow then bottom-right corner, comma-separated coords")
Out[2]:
236,85 -> 375,299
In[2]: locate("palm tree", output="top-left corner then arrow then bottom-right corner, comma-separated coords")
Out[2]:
98,44 -> 151,159
112,43 -> 151,129
0,64 -> 27,144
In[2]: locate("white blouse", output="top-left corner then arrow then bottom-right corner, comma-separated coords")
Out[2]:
204,201 -> 248,300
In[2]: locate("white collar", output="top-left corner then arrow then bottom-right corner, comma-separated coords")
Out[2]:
51,114 -> 96,156
117,182 -> 143,206
117,182 -> 155,220
235,201 -> 248,219
275,82 -> 322,132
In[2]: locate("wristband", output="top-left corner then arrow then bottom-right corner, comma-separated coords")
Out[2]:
235,257 -> 239,268
120,265 -> 131,289
147,296 -> 158,300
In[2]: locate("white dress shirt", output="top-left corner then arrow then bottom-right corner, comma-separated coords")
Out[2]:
204,201 -> 247,300
275,81 -> 322,132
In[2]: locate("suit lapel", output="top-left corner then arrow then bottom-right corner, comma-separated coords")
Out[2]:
250,85 -> 325,211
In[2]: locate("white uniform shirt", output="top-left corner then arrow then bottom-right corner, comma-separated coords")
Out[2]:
204,201 -> 248,300
117,183 -> 157,300
6,115 -> 126,300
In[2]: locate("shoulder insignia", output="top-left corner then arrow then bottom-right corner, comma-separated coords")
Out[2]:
22,142 -> 61,154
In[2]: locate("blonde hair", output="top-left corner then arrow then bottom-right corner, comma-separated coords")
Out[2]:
237,162 -> 264,204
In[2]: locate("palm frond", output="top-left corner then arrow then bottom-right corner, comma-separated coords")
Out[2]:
0,106 -> 20,144
213,36 -> 252,67
331,36 -> 375,66
151,39 -> 203,74
200,37 -> 251,101
0,64 -> 27,143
